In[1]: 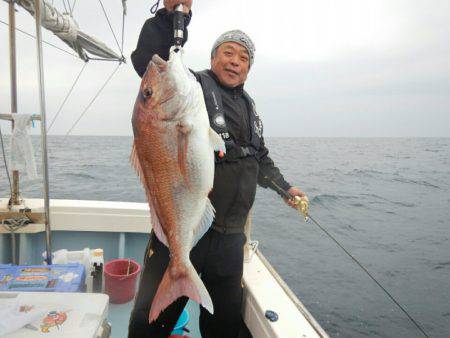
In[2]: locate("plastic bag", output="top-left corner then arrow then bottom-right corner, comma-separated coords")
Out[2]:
10,114 -> 38,181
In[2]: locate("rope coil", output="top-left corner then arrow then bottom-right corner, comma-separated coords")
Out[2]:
2,216 -> 31,233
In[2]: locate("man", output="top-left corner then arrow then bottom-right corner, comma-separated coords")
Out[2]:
128,1 -> 305,337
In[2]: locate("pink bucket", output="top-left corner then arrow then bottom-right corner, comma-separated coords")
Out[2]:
104,259 -> 141,304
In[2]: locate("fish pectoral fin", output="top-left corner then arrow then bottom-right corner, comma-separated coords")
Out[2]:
177,122 -> 192,135
192,199 -> 215,248
130,141 -> 144,179
209,128 -> 226,153
177,123 -> 192,188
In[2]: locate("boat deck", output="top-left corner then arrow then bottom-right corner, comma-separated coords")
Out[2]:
0,199 -> 328,338
108,298 -> 201,338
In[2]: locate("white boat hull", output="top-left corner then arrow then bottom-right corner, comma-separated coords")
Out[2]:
0,198 -> 328,338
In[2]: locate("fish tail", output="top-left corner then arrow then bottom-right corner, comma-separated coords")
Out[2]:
148,262 -> 213,323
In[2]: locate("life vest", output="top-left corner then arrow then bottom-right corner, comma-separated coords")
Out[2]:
196,70 -> 263,162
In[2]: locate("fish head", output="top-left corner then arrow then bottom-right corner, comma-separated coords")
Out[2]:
137,54 -> 174,120
137,49 -> 196,122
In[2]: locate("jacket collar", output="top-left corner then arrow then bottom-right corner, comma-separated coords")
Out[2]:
207,69 -> 244,97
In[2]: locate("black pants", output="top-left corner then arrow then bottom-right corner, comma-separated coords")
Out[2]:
128,228 -> 247,338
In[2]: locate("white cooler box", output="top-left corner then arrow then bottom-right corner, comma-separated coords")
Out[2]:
0,292 -> 110,338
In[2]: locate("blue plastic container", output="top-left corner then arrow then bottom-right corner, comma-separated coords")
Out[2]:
0,263 -> 85,292
171,308 -> 190,335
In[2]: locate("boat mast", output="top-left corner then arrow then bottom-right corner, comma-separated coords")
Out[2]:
3,0 -> 125,265
9,0 -> 20,206
34,0 -> 52,265
7,0 -> 20,266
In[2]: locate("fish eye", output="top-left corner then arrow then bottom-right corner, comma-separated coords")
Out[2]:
143,87 -> 153,98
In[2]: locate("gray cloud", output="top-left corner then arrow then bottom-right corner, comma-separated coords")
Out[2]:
1,0 -> 449,137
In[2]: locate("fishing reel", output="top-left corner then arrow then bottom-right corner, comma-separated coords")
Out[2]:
293,195 -> 309,221
173,4 -> 185,52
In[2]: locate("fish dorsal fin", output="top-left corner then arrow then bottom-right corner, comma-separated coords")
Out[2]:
130,141 -> 169,247
192,198 -> 215,247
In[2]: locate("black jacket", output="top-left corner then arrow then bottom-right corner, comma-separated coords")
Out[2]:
131,9 -> 291,233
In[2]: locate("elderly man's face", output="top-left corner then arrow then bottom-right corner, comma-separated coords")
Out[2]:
211,42 -> 250,88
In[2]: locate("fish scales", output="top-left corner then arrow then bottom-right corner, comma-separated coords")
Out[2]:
131,49 -> 225,322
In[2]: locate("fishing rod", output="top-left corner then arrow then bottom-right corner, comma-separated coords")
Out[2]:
262,174 -> 429,338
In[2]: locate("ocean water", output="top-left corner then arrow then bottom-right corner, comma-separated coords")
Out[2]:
1,136 -> 449,337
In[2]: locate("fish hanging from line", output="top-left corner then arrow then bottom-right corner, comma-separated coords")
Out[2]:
131,47 -> 225,322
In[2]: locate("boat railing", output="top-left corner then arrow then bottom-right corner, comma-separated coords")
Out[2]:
243,211 -> 329,338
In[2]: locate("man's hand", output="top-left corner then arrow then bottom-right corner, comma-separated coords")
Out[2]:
164,0 -> 192,13
284,186 -> 306,209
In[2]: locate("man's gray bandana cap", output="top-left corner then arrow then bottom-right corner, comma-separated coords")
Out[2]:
211,30 -> 255,68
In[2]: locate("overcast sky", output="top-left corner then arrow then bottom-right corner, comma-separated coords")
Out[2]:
0,0 -> 449,137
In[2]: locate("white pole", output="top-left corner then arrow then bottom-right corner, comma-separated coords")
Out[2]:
34,0 -> 52,264
8,0 -> 19,265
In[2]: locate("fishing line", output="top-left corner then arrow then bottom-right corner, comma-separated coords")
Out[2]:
0,125 -> 13,198
261,171 -> 429,337
63,62 -> 121,138
306,215 -> 428,337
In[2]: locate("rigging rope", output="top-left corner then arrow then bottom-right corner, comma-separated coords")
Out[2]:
150,0 -> 161,14
71,0 -> 77,14
61,0 -> 68,14
0,19 -> 79,58
47,61 -> 88,133
64,63 -> 121,138
121,0 -> 126,54
98,0 -> 123,55
0,124 -> 13,198
65,0 -> 70,15
68,0 -> 75,15
85,57 -> 122,62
